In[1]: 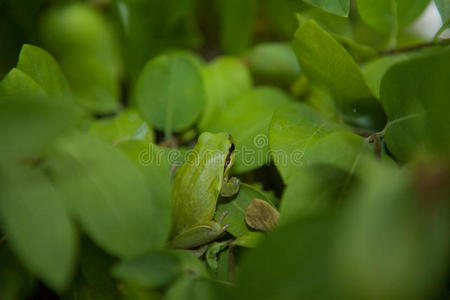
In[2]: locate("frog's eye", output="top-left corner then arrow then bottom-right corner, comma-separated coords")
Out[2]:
229,143 -> 235,153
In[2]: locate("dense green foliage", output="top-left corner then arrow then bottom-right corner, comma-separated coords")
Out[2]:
0,0 -> 449,299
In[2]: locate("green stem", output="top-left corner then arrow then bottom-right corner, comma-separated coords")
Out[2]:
433,22 -> 449,43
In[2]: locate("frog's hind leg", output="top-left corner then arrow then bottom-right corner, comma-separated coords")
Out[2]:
170,221 -> 229,249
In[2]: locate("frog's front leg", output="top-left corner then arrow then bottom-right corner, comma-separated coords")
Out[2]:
220,177 -> 240,197
170,221 -> 229,249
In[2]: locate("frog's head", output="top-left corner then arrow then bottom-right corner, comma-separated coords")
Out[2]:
197,132 -> 235,177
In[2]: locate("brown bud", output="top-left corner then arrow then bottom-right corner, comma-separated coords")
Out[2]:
245,198 -> 279,232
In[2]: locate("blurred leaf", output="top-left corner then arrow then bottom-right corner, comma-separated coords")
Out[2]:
117,0 -> 202,77
0,95 -> 80,161
292,20 -> 372,105
134,54 -> 205,136
0,165 -> 77,291
78,239 -> 119,299
302,0 -> 350,17
198,57 -> 252,131
435,0 -> 450,25
355,0 -> 430,35
15,44 -> 70,97
0,247 -> 35,300
380,48 -> 450,160
169,250 -> 209,278
90,108 -> 154,145
261,0 -> 307,38
0,68 -> 46,97
165,276 -> 229,300
209,87 -> 292,173
280,164 -> 358,225
41,3 -> 122,113
47,132 -> 171,258
112,251 -> 182,288
244,43 -> 301,87
215,183 -> 272,238
233,213 -> 337,299
217,0 -> 257,54
333,161 -> 450,300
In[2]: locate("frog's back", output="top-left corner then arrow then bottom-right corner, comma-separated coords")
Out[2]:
172,132 -> 230,234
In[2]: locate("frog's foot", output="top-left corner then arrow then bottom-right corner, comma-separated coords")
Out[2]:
220,177 -> 240,197
169,221 -> 228,249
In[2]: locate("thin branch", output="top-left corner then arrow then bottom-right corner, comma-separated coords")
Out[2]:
381,39 -> 450,56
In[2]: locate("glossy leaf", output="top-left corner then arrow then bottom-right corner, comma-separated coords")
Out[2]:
198,57 -> 252,131
269,102 -> 340,182
134,54 -> 205,135
208,87 -> 292,173
355,0 -> 430,34
0,166 -> 77,291
15,44 -> 70,97
380,48 -> 450,160
302,0 -> 350,17
48,132 -> 171,258
89,108 -> 154,145
215,183 -> 272,238
292,20 -> 372,104
0,68 -> 46,97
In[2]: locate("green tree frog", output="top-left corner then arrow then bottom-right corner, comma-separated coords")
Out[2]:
170,132 -> 240,248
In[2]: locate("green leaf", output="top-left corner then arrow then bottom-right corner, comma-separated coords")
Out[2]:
232,231 -> 265,248
134,54 -> 205,136
78,239 -> 120,299
362,53 -> 409,98
0,95 -> 80,161
0,165 -> 77,291
208,87 -> 292,173
333,161 -> 450,299
40,3 -> 122,113
0,243 -> 35,299
302,0 -> 350,17
233,213 -> 337,299
355,0 -> 430,34
47,132 -> 171,258
15,44 -> 70,97
244,43 -> 301,87
435,0 -> 450,25
198,57 -> 252,131
112,251 -> 182,288
217,0 -> 257,54
0,68 -> 47,97
89,108 -> 154,145
292,20 -> 372,104
280,164 -> 358,225
115,140 -> 173,223
215,183 -> 272,238
269,102 -> 340,182
380,48 -> 450,160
